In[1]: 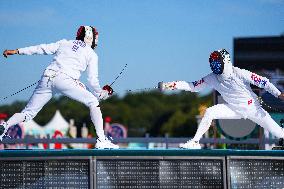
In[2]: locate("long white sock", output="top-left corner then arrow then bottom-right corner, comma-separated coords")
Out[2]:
192,114 -> 212,142
90,105 -> 105,139
7,113 -> 26,128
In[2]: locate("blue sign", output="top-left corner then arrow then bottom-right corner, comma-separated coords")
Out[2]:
6,124 -> 23,139
106,123 -> 127,138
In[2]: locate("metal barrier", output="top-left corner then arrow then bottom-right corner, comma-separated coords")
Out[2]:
1,149 -> 284,189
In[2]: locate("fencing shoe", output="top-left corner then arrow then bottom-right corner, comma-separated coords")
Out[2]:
179,140 -> 201,149
96,137 -> 119,149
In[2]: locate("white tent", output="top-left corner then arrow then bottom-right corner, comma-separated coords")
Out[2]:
23,119 -> 43,136
44,110 -> 69,136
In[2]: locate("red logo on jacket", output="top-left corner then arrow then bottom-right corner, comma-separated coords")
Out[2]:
248,99 -> 253,105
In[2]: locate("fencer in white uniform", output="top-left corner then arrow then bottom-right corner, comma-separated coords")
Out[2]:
1,26 -> 119,149
159,49 -> 284,149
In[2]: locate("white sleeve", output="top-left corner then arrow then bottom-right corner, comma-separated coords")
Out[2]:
86,52 -> 102,96
18,39 -> 65,55
175,78 -> 208,92
237,68 -> 281,98
163,77 -> 208,92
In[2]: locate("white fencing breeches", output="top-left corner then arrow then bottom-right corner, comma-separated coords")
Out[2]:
192,104 -> 284,141
7,72 -> 105,139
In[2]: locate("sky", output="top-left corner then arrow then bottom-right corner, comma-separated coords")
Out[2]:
0,0 -> 283,105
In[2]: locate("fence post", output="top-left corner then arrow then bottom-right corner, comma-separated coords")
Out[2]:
47,134 -> 50,149
145,133 -> 149,149
165,134 -> 169,149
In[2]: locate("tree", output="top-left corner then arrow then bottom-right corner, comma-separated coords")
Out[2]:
0,91 -> 213,137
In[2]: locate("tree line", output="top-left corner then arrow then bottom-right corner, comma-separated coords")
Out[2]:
0,90 -> 213,137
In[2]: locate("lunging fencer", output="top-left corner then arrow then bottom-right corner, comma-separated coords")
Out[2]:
159,49 -> 284,149
0,25 -> 119,149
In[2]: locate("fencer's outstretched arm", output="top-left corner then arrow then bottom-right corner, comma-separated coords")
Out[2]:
3,40 -> 65,57
159,78 -> 208,92
236,68 -> 283,99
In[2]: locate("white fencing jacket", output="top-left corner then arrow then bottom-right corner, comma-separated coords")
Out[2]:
174,62 -> 281,118
18,39 -> 102,96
